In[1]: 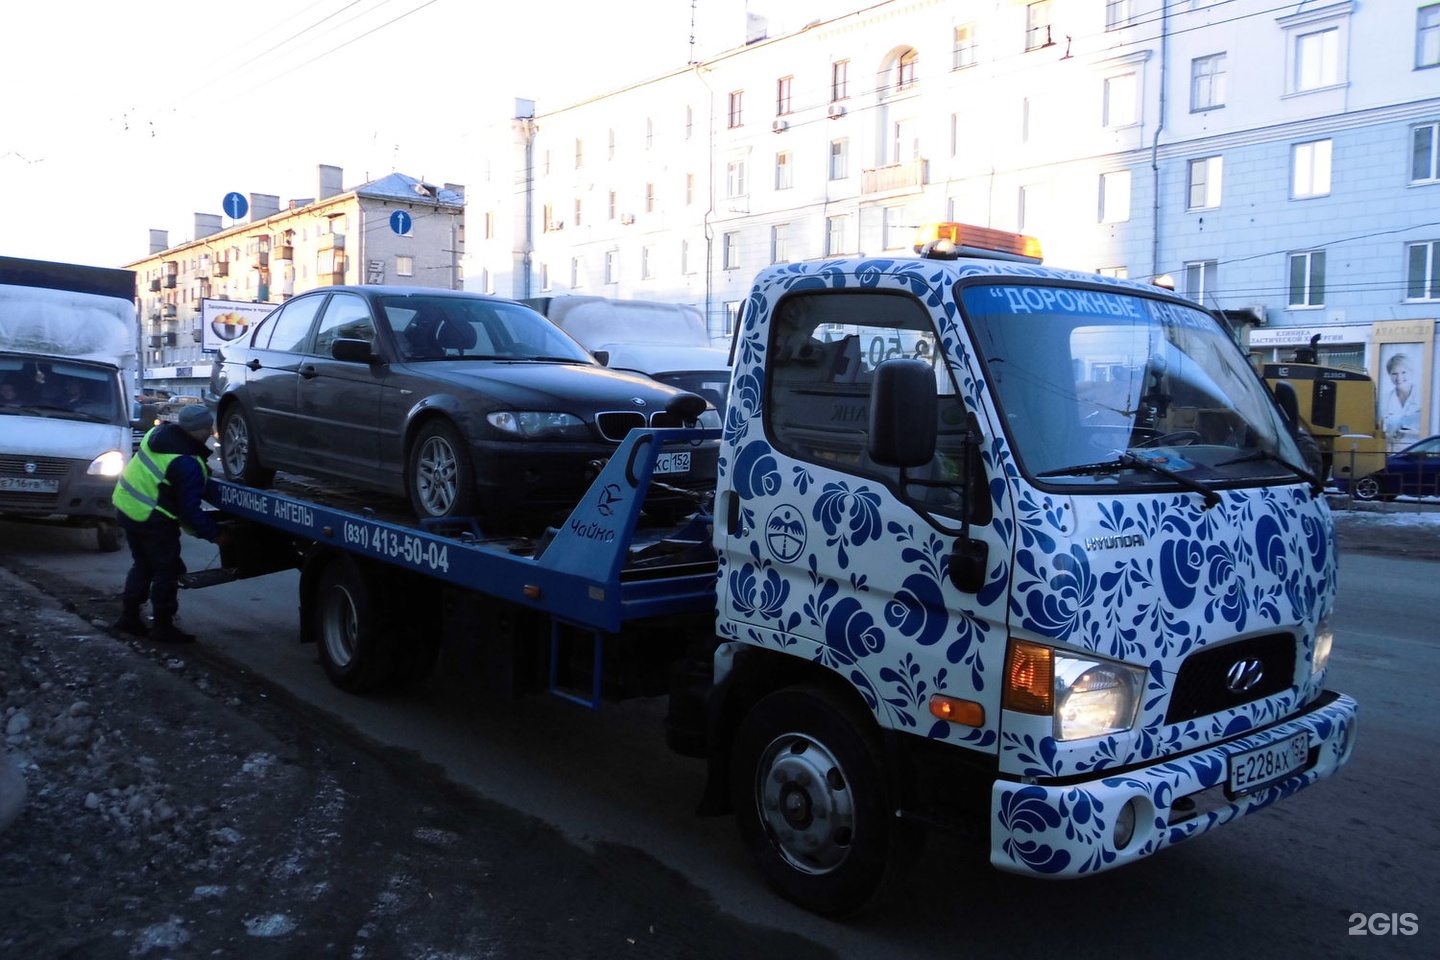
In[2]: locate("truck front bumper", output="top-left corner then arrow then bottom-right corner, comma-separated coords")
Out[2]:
989,690 -> 1358,877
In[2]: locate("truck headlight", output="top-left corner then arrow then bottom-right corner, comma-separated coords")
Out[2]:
1312,615 -> 1334,676
486,411 -> 589,439
87,450 -> 126,478
1004,639 -> 1145,741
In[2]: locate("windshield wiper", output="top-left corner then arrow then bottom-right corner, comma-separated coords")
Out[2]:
1217,449 -> 1323,495
1037,451 -> 1221,509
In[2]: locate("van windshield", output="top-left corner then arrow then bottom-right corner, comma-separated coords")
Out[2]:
959,283 -> 1309,491
0,359 -> 123,423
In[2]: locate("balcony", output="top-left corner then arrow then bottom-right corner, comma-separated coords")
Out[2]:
163,304 -> 178,319
214,261 -> 230,277
148,279 -> 161,292
276,245 -> 293,261
163,332 -> 177,347
163,276 -> 177,289
861,157 -> 928,196
148,335 -> 162,348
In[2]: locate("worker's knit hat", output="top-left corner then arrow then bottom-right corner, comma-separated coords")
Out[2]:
178,405 -> 215,433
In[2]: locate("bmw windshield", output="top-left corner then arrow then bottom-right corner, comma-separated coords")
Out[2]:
959,282 -> 1311,493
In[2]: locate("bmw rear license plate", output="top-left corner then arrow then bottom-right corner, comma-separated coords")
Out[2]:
1227,731 -> 1308,796
654,451 -> 691,476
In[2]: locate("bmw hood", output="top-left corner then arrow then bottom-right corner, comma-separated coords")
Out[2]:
401,359 -> 696,410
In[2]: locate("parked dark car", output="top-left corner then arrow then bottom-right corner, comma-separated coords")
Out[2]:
1348,435 -> 1440,501
208,287 -> 718,526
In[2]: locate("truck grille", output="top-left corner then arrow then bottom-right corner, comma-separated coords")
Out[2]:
1164,632 -> 1295,724
0,456 -> 70,477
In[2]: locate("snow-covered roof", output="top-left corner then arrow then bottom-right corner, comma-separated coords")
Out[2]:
355,173 -> 464,208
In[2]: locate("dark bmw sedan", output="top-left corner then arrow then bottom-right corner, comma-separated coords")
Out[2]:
207,286 -> 718,526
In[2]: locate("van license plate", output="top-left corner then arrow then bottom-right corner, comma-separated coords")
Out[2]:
1227,732 -> 1309,796
0,476 -> 60,494
654,452 -> 691,476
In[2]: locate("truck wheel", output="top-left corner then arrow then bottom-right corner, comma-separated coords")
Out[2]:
1352,475 -> 1383,502
408,420 -> 477,520
220,406 -> 275,488
314,557 -> 393,694
95,521 -> 122,553
730,685 -> 919,916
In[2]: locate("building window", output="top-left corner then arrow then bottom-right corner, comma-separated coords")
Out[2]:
954,23 -> 978,69
1407,240 -> 1440,300
826,215 -> 848,256
685,105 -> 694,140
608,190 -> 617,220
642,246 -> 655,279
1288,250 -> 1326,307
478,268 -> 492,294
727,160 -> 748,198
776,76 -> 793,115
771,224 -> 789,263
483,211 -> 495,239
539,262 -> 550,291
895,49 -> 919,90
574,198 -> 583,227
1420,4 -> 1440,68
604,250 -> 618,284
882,207 -> 909,250
1187,156 -> 1223,210
1104,72 -> 1138,127
571,257 -> 583,289
1292,139 -> 1332,198
1098,266 -> 1129,279
681,239 -> 694,275
645,182 -> 657,213
575,139 -> 584,168
542,203 -> 556,232
1100,170 -> 1131,223
1191,54 -> 1226,112
831,60 -> 849,101
1295,27 -> 1340,91
646,118 -> 654,150
1412,122 -> 1440,183
1025,1 -> 1053,51
1105,0 -> 1133,30
723,232 -> 740,270
829,139 -> 849,180
728,90 -> 744,128
396,255 -> 414,277
775,152 -> 792,190
685,172 -> 695,206
1183,260 -> 1217,305
607,128 -> 616,160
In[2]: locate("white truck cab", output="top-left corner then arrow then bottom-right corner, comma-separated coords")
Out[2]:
711,224 -> 1356,910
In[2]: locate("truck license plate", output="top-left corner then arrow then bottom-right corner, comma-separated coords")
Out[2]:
1227,731 -> 1309,796
0,476 -> 60,494
654,451 -> 691,476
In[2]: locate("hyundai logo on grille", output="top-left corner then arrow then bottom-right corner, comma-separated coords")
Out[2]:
1225,658 -> 1266,694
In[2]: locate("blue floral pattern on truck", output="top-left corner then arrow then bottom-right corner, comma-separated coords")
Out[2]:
716,257 -> 1353,876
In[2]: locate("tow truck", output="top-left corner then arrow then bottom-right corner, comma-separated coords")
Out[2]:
200,224 -> 1358,916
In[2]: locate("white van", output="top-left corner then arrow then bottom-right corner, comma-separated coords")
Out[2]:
0,257 -> 138,551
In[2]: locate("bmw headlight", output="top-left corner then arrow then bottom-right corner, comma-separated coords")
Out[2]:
1004,639 -> 1146,741
485,411 -> 589,440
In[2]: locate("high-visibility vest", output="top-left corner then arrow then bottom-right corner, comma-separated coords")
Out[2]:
112,429 -> 209,523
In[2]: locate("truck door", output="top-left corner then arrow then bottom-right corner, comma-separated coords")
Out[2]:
720,284 -> 1011,740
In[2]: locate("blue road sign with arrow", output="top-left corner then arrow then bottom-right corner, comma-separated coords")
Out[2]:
390,210 -> 412,235
223,192 -> 248,220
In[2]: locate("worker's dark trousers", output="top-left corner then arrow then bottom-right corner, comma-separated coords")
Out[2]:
118,516 -> 187,623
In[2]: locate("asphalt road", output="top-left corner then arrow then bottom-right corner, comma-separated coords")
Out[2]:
2,518 -> 1437,959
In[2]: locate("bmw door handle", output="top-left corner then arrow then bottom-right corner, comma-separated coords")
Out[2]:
299,364 -> 318,379
246,358 -> 262,371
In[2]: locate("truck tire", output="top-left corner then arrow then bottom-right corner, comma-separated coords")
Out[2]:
314,557 -> 393,694
408,419 -> 477,520
95,520 -> 122,553
219,405 -> 276,488
730,685 -> 919,916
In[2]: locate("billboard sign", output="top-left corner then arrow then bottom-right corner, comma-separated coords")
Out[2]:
200,298 -> 276,353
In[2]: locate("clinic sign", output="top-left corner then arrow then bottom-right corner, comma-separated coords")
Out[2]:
200,298 -> 277,353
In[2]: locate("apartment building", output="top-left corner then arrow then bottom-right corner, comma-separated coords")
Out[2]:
469,0 -> 1440,443
125,164 -> 465,396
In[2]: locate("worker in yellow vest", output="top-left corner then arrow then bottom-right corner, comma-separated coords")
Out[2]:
111,404 -> 228,643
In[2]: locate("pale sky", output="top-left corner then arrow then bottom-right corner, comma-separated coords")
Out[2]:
1,0 -> 860,270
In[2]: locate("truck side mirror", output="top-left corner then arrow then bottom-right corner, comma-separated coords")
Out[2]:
1271,379 -> 1301,432
868,358 -> 936,468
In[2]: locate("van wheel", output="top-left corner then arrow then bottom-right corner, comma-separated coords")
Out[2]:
314,557 -> 392,694
220,406 -> 275,488
730,685 -> 921,916
408,420 -> 477,520
96,521 -> 122,553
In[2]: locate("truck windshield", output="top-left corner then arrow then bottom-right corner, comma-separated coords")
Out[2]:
959,283 -> 1308,491
0,359 -> 123,424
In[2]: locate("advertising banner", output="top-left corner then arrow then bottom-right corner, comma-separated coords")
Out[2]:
200,299 -> 276,353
